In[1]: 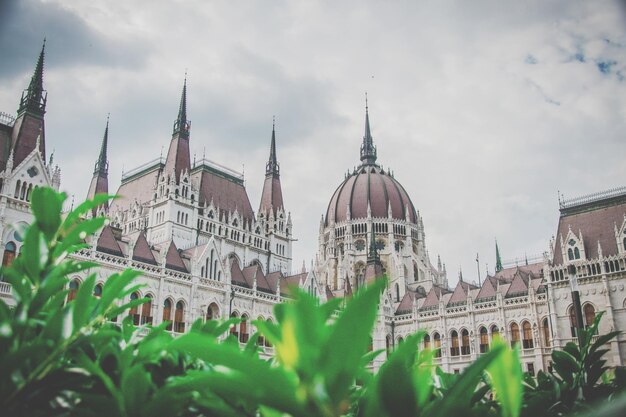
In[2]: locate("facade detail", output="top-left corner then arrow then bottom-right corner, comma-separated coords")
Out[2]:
0,46 -> 625,373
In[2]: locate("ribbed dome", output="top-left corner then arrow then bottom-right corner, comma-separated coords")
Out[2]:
324,102 -> 418,226
325,164 -> 417,226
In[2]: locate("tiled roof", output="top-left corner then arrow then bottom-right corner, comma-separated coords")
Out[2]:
259,176 -> 284,215
325,285 -> 335,299
420,286 -> 447,309
96,225 -> 124,257
110,165 -> 160,213
132,233 -> 157,265
505,271 -> 529,297
447,281 -> 477,305
396,291 -> 415,315
193,169 -> 255,222
230,262 -> 248,288
553,198 -> 626,265
165,240 -> 187,273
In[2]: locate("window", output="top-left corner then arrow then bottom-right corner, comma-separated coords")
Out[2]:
141,294 -> 153,324
527,363 -> 535,376
386,335 -> 391,354
397,337 -> 404,345
93,283 -> 103,298
584,304 -> 598,334
129,292 -> 140,325
395,283 -> 400,302
510,323 -> 520,347
163,299 -> 172,331
450,331 -> 460,356
542,318 -> 550,347
491,325 -> 500,341
567,248 -> 574,260
424,334 -> 431,350
206,303 -> 219,321
174,301 -> 185,333
230,312 -> 239,338
461,329 -> 470,355
569,306 -> 578,337
522,321 -> 533,349
574,247 -> 580,259
264,319 -> 273,348
355,240 -> 365,251
240,315 -> 249,343
68,279 -> 80,302
2,242 -> 17,270
479,326 -> 489,353
433,332 -> 441,358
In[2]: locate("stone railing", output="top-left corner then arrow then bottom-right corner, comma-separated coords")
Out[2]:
0,281 -> 11,295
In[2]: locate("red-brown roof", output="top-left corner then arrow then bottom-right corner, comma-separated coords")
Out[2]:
396,291 -> 415,314
11,112 -> 46,168
109,164 -> 160,213
163,135 -> 190,183
230,262 -> 248,287
96,225 -> 124,257
132,233 -> 157,265
325,164 -> 417,225
447,281 -> 477,305
192,168 -> 255,221
259,175 -> 284,215
165,240 -> 187,273
553,197 -> 626,265
420,286 -> 448,309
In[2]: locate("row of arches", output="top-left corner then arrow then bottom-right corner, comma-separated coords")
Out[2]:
229,311 -> 273,347
14,180 -> 34,201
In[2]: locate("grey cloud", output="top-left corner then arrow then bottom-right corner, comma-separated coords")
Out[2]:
0,0 -> 152,81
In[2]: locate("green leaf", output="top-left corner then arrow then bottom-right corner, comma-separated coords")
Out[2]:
552,350 -> 579,384
30,187 -> 65,240
73,273 -> 97,330
486,338 -> 522,417
121,364 -> 154,417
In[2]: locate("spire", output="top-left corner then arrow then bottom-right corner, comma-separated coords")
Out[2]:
94,115 -> 109,176
259,118 -> 284,215
19,39 -> 47,115
265,116 -> 280,176
495,239 -> 503,272
172,75 -> 190,138
163,77 -> 191,183
86,116 -> 110,214
359,93 -> 377,165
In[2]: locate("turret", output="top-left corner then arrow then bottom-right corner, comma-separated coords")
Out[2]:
258,118 -> 284,215
86,116 -> 110,215
162,77 -> 191,184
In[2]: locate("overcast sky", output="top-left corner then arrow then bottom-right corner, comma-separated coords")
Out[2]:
1,0 -> 625,285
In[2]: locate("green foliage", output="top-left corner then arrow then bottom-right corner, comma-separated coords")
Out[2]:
0,186 -> 624,417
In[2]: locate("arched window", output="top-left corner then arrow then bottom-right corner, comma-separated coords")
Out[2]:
240,315 -> 249,343
569,306 -> 578,337
2,241 -> 17,269
450,331 -> 460,356
129,292 -> 140,325
568,248 -> 574,261
574,247 -> 580,259
386,335 -> 391,354
479,326 -> 489,353
206,303 -> 219,321
461,329 -> 470,355
424,333 -> 431,350
397,336 -> 404,345
395,283 -> 400,302
584,304 -> 596,327
163,299 -> 172,331
491,325 -> 500,340
414,265 -> 419,281
542,318 -> 550,347
522,321 -> 533,349
14,180 -> 20,198
174,301 -> 185,333
510,323 -> 520,347
265,319 -> 273,348
256,316 -> 266,347
230,312 -> 239,338
68,279 -> 80,302
141,294 -> 153,324
93,283 -> 103,298
433,332 -> 442,358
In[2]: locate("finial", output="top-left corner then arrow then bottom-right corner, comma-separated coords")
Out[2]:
365,91 -> 368,111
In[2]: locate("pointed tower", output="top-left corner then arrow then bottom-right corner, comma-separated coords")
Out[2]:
86,117 -> 110,214
365,225 -> 383,283
495,240 -> 503,272
11,40 -> 47,167
259,118 -> 284,215
162,77 -> 191,183
359,94 -> 377,165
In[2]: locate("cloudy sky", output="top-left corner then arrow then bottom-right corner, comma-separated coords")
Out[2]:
1,0 -> 625,285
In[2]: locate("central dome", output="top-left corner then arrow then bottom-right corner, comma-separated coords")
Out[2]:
324,105 -> 417,226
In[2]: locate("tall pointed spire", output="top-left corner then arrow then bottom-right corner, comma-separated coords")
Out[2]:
19,39 -> 47,115
265,116 -> 280,176
359,92 -> 377,165
86,116 -> 110,214
163,76 -> 191,183
94,115 -> 109,176
259,117 -> 284,215
367,224 -> 379,263
172,75 -> 190,138
495,239 -> 503,272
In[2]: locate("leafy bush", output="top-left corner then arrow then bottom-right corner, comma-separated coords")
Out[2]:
0,187 -> 624,417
